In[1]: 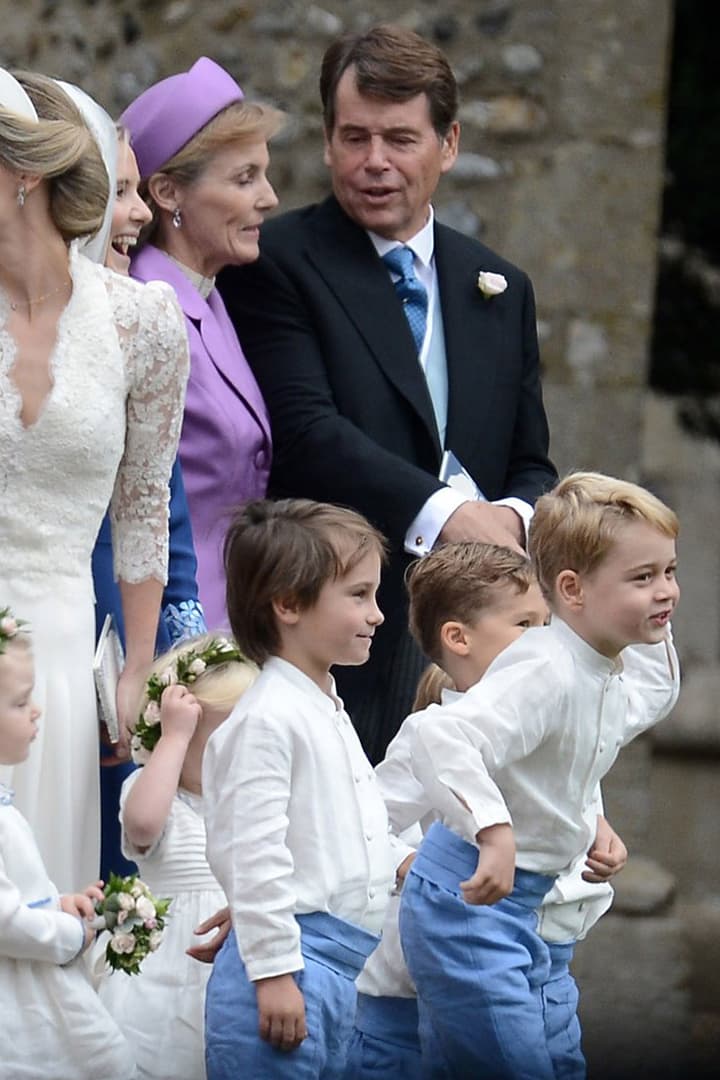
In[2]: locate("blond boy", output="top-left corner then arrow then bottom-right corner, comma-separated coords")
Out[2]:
399,473 -> 680,1079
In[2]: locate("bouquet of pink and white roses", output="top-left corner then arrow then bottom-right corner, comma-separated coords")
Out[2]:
94,873 -> 171,975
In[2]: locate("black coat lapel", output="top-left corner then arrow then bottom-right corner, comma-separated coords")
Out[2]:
306,198 -> 441,455
434,224 -> 503,459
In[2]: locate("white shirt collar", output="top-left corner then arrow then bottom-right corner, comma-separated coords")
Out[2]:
549,616 -> 624,676
263,656 -> 343,713
367,206 -> 435,270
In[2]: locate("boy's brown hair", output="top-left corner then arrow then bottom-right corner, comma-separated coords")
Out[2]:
406,542 -> 536,665
529,471 -> 680,600
224,498 -> 387,665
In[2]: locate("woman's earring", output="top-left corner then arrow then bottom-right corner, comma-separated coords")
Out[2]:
172,207 -> 182,229
16,184 -> 26,208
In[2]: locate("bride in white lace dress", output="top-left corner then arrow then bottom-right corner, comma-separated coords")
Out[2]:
0,70 -> 189,892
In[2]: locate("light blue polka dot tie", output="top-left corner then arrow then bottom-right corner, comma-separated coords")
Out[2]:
382,246 -> 429,355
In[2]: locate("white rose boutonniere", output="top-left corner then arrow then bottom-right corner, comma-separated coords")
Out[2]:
477,271 -> 508,299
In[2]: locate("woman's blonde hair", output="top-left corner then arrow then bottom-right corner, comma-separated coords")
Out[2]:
140,632 -> 258,717
141,99 -> 284,244
4,71 -> 109,242
529,471 -> 680,600
412,663 -> 455,711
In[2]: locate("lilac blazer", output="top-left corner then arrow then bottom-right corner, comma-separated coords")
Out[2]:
131,245 -> 271,630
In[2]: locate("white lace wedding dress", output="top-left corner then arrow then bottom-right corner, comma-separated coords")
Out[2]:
0,248 -> 188,893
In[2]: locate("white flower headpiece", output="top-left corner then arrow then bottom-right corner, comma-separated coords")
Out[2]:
131,636 -> 244,761
0,606 -> 27,656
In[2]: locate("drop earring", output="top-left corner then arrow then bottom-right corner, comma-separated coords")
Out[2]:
172,207 -> 182,229
16,184 -> 26,208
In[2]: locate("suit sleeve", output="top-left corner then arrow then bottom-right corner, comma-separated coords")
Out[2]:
220,255 -> 444,544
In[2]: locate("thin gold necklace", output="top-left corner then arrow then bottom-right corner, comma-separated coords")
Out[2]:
8,278 -> 71,312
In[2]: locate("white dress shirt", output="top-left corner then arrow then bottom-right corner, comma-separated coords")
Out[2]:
368,212 -> 533,556
202,657 -> 402,982
411,618 -> 679,875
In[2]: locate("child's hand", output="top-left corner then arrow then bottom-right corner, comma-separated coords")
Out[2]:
60,885 -> 99,920
395,852 -> 415,890
60,893 -> 99,952
159,684 -> 202,742
255,973 -> 307,1051
583,814 -> 628,882
186,905 -> 232,964
461,823 -> 516,905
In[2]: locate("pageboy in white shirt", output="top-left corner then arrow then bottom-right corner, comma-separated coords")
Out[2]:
400,472 -> 681,1080
203,499 -> 411,1080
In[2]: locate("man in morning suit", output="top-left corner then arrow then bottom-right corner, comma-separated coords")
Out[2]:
219,24 -> 557,762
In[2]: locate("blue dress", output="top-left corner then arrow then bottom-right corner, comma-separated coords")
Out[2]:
92,458 -> 206,878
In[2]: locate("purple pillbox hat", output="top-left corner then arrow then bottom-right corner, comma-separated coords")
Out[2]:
120,56 -> 244,179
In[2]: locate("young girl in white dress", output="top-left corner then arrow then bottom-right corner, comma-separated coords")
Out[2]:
98,634 -> 257,1080
0,611 -> 135,1080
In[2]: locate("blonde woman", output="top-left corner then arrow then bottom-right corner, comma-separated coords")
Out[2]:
0,69 -> 189,892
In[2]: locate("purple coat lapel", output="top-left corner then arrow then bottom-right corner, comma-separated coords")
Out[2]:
131,245 -> 271,444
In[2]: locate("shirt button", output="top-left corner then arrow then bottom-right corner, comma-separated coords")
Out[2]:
368,888 -> 376,899
365,831 -> 373,841
354,773 -> 362,784
599,741 -> 606,751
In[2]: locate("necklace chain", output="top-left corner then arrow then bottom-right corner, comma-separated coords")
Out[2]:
9,278 -> 71,312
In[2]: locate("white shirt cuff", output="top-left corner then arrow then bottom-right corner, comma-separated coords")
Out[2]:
404,488 -> 468,556
404,492 -> 535,557
494,497 -> 533,546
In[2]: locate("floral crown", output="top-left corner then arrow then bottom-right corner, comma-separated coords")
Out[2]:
0,607 -> 27,656
131,636 -> 243,759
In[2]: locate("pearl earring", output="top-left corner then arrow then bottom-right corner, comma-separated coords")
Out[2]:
17,184 -> 26,208
172,207 -> 182,229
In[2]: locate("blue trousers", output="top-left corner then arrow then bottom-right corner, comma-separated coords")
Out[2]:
543,943 -> 585,1080
205,912 -> 379,1079
346,993 -> 422,1079
400,821 -> 569,1080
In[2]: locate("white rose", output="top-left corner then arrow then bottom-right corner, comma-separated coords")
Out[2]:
148,929 -> 164,952
0,616 -> 17,636
117,892 -> 135,911
135,895 -> 156,920
477,271 -> 508,298
143,700 -> 161,726
109,931 -> 136,955
130,883 -> 144,899
159,665 -> 178,686
187,658 -> 206,676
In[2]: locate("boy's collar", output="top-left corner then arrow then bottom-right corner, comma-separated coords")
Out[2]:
263,656 -> 344,712
549,616 -> 624,674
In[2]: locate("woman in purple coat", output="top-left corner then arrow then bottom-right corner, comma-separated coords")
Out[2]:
121,58 -> 282,629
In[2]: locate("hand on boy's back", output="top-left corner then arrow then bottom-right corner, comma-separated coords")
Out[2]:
582,814 -> 628,883
160,684 -> 202,742
255,973 -> 307,1051
462,823 -> 516,905
439,502 -> 525,554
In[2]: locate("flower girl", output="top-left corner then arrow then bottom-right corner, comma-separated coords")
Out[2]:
0,609 -> 134,1079
98,633 -> 257,1080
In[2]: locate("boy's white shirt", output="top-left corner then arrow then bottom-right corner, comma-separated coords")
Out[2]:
410,617 -> 679,875
357,666 -> 621,1000
202,657 -> 408,983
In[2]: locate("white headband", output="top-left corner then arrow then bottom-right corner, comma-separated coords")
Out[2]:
0,68 -> 38,122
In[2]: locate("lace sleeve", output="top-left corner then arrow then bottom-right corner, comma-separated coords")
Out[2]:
109,278 -> 190,585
